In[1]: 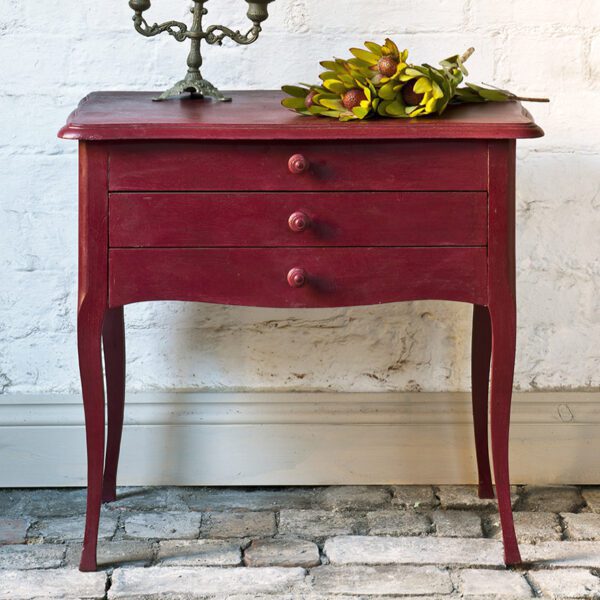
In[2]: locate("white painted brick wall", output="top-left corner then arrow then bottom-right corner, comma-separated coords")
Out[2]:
1,1 -> 599,394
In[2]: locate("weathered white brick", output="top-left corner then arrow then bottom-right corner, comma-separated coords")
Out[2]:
486,512 -> 562,543
0,0 -> 598,405
124,512 -> 201,540
589,35 -> 600,85
324,535 -> 504,567
310,565 -> 453,596
501,34 -> 585,91
200,511 -> 276,539
471,1 -> 589,27
529,568 -> 600,599
391,485 -> 437,508
521,541 -> 600,568
278,509 -> 358,539
456,568 -> 534,599
158,539 -> 241,567
367,510 -> 431,536
108,566 -> 306,598
318,486 -> 390,510
0,569 -> 106,600
432,510 -> 482,538
0,545 -> 66,570
562,513 -> 600,541
33,514 -> 118,543
244,538 -> 320,568
520,486 -> 584,513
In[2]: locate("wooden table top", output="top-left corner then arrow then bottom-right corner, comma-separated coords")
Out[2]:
58,91 -> 544,142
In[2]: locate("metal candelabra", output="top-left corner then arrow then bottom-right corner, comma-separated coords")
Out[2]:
128,0 -> 275,101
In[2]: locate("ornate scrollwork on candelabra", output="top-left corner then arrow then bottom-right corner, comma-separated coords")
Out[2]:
128,0 -> 275,101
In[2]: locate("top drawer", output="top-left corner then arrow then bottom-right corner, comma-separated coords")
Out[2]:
108,140 -> 488,192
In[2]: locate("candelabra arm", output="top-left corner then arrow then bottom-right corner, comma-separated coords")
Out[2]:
132,14 -> 189,42
204,23 -> 262,46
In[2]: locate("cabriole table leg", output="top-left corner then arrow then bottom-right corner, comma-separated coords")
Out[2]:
471,304 -> 494,499
101,306 -> 126,504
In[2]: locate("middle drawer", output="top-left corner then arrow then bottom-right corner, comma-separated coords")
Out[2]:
109,192 -> 487,248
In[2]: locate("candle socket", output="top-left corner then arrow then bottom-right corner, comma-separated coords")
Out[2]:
129,0 -> 275,102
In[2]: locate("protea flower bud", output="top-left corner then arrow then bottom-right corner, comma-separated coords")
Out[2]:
342,88 -> 367,110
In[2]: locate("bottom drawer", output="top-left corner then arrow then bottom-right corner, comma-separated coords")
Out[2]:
109,248 -> 487,309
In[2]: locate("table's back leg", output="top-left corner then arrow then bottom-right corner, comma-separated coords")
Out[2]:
471,304 -> 494,499
101,306 -> 126,504
77,142 -> 109,573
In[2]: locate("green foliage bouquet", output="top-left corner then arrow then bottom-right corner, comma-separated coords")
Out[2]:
282,40 -> 547,121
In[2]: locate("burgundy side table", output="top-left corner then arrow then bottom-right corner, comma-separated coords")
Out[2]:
59,91 -> 543,571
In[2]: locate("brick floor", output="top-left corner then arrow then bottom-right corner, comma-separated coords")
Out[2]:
0,485 -> 600,598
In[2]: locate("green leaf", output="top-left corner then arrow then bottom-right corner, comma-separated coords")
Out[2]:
379,81 -> 398,100
319,98 -> 345,111
364,41 -> 383,56
282,97 -> 308,109
281,85 -> 308,98
319,71 -> 338,82
323,79 -> 347,94
349,48 -> 379,65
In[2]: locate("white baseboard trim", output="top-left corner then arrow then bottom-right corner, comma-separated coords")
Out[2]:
1,391 -> 599,487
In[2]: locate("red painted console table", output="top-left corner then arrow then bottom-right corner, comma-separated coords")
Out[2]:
59,91 -> 543,571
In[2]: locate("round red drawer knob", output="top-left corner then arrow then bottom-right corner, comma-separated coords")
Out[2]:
288,211 -> 311,232
287,268 -> 307,288
288,154 -> 310,174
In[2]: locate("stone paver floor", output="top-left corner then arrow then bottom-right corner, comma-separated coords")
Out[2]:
1,485 -> 600,598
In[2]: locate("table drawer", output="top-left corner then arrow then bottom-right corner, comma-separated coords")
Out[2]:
109,247 -> 487,308
108,140 -> 488,192
109,192 -> 488,248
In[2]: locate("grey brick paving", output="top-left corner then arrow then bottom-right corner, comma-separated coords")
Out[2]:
0,544 -> 66,570
486,511 -> 563,543
310,565 -> 453,596
561,512 -> 600,540
581,487 -> 600,513
455,568 -> 534,598
521,541 -> 600,568
4,485 -> 600,598
124,511 -> 201,540
528,568 -> 600,598
200,511 -> 276,539
324,535 -> 505,567
0,568 -> 107,599
318,486 -> 391,510
66,540 -> 154,568
431,510 -> 482,538
366,510 -> 431,536
278,509 -> 359,539
109,566 -> 306,598
520,486 -> 585,513
157,539 -> 242,566
391,485 -> 437,508
0,517 -> 29,544
0,488 -> 88,518
244,538 -> 320,568
437,485 -> 518,510
183,487 -> 318,512
32,513 -> 119,543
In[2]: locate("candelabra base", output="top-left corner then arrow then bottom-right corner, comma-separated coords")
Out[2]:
153,73 -> 231,102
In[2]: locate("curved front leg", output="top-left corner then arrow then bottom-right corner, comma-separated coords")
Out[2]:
77,142 -> 109,573
471,304 -> 494,499
102,307 -> 126,504
78,302 -> 106,573
489,297 -> 521,566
